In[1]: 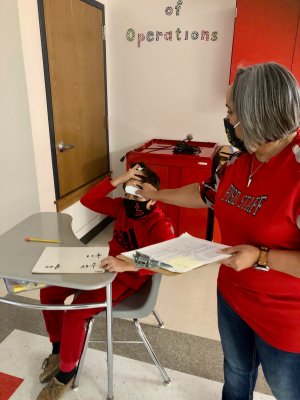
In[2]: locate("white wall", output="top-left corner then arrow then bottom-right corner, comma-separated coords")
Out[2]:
106,0 -> 236,178
18,0 -> 56,213
5,0 -> 235,237
73,0 -> 236,234
0,0 -> 40,235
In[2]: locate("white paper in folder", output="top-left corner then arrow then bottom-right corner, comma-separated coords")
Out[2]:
121,233 -> 230,273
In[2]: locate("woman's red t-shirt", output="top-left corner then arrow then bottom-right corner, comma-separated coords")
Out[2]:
201,131 -> 300,352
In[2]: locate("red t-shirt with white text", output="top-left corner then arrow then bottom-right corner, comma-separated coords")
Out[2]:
201,131 -> 300,352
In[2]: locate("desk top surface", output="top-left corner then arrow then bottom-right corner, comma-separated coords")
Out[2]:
0,212 -> 116,290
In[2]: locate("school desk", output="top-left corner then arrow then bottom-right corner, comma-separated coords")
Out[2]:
0,212 -> 116,400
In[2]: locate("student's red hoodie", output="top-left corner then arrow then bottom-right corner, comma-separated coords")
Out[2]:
80,177 -> 174,290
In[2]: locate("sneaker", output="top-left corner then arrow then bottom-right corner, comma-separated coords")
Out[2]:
39,354 -> 60,383
36,376 -> 74,400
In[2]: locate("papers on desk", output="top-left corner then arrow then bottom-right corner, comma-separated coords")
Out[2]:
121,233 -> 230,274
32,247 -> 109,274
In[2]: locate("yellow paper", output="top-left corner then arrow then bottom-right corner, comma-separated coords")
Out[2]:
165,257 -> 200,273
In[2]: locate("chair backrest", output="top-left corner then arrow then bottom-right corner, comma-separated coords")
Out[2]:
106,273 -> 162,320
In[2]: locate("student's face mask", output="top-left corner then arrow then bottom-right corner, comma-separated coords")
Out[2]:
124,199 -> 153,219
223,118 -> 247,152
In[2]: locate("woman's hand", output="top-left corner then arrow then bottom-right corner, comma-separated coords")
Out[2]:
137,182 -> 158,200
101,256 -> 138,273
138,183 -> 205,208
219,245 -> 260,271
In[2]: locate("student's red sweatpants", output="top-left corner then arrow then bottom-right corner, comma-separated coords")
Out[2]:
40,281 -> 134,372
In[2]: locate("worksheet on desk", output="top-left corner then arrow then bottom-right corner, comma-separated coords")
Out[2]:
32,247 -> 109,273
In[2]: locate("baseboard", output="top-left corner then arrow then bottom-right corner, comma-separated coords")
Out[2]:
80,216 -> 114,244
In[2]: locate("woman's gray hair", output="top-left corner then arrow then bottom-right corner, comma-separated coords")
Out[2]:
232,62 -> 300,152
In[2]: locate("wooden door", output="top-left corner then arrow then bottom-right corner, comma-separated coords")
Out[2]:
38,0 -> 109,207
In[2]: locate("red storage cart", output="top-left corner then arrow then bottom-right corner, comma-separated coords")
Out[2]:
126,139 -> 219,240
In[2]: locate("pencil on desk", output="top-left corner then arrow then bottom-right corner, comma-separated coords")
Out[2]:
24,236 -> 62,244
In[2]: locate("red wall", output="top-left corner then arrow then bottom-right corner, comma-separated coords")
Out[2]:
230,0 -> 300,83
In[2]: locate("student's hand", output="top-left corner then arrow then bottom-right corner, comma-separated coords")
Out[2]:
111,164 -> 144,187
219,245 -> 260,271
101,256 -> 138,272
137,182 -> 158,200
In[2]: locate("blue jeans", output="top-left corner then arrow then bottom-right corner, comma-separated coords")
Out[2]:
217,290 -> 300,400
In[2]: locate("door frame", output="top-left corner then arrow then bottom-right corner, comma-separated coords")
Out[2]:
37,0 -> 110,201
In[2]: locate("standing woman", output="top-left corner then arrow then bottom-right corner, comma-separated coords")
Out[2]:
140,62 -> 300,400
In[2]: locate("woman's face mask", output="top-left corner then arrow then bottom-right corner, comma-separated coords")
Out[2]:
124,199 -> 153,219
223,118 -> 247,152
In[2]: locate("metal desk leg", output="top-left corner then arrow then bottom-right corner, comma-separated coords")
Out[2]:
106,283 -> 114,400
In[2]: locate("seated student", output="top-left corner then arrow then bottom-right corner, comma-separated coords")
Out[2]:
36,162 -> 174,400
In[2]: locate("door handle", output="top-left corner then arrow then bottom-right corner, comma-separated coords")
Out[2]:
57,141 -> 75,152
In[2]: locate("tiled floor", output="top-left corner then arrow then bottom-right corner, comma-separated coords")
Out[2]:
0,330 -> 274,400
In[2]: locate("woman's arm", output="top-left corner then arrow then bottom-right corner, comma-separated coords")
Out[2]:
268,249 -> 300,278
220,245 -> 300,278
139,182 -> 207,209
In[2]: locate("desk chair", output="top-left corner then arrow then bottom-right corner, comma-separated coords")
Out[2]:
73,273 -> 171,389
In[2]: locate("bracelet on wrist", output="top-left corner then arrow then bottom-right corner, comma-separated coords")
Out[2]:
254,246 -> 270,272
